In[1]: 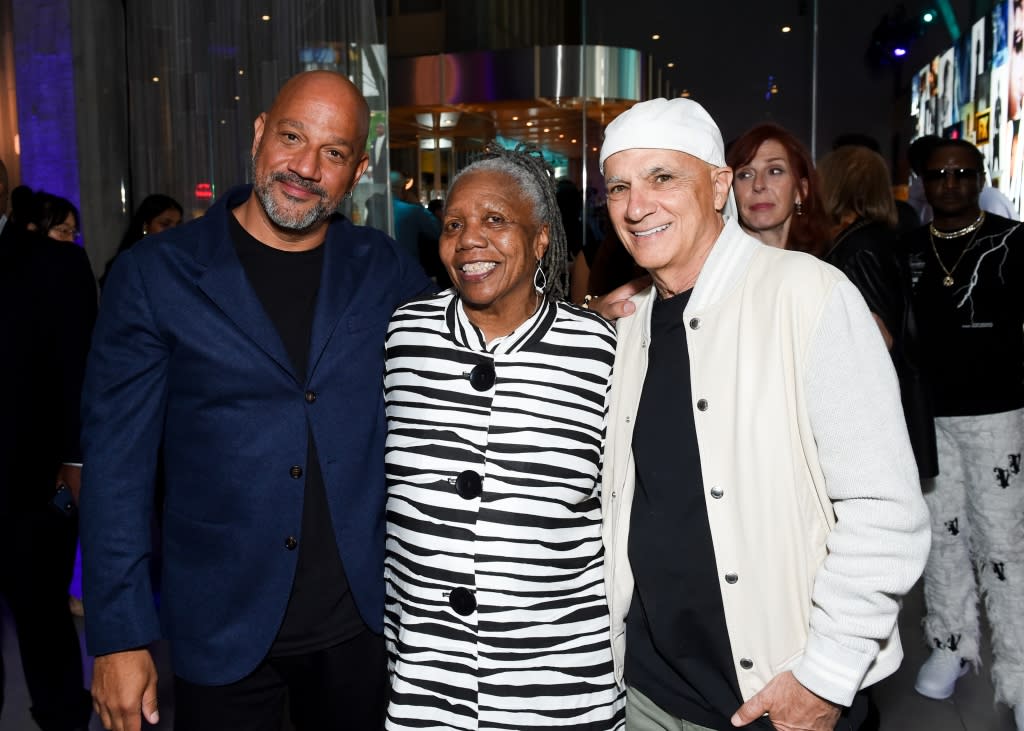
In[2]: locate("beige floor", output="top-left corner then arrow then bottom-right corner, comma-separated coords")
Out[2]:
0,580 -> 1016,730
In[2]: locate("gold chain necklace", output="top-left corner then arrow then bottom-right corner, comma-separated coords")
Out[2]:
929,211 -> 985,239
929,222 -> 983,287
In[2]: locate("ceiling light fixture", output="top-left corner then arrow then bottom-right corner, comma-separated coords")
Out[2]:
781,25 -> 792,33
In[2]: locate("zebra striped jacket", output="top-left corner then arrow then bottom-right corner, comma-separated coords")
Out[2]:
382,291 -> 625,731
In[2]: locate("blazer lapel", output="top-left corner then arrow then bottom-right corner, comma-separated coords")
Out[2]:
196,219 -> 297,382
307,219 -> 360,380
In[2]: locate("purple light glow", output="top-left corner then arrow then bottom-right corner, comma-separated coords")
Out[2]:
11,0 -> 82,221
893,47 -> 908,57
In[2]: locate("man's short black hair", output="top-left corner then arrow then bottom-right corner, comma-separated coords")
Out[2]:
908,135 -> 942,175
926,138 -> 985,173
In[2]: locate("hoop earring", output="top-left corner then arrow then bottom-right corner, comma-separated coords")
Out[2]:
533,260 -> 547,294
794,200 -> 804,216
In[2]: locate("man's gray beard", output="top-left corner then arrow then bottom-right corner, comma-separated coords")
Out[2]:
251,158 -> 333,232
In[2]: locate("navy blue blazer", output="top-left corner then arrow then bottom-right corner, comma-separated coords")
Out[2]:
80,186 -> 433,684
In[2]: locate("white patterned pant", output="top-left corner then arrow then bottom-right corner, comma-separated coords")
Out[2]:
921,408 -> 1024,707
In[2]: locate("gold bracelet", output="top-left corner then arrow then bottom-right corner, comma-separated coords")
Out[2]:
582,294 -> 597,309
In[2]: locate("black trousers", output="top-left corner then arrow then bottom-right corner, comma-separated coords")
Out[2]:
173,628 -> 387,731
0,507 -> 92,731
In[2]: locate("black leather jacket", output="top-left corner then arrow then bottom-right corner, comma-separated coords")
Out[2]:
826,218 -> 939,478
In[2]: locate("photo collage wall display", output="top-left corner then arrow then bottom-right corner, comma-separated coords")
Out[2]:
911,1 -> 1024,214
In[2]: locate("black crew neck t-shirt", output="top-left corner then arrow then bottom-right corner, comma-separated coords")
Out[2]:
229,213 -> 363,656
626,289 -> 769,730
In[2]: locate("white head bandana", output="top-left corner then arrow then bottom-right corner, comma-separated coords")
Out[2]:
599,97 -> 737,219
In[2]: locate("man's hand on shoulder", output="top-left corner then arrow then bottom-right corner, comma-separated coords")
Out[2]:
731,671 -> 842,730
92,649 -> 159,731
585,275 -> 651,321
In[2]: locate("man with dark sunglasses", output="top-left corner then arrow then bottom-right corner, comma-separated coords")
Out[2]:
903,137 -> 1024,729
905,135 -> 1016,223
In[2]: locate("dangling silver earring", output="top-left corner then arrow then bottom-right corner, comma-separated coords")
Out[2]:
534,260 -> 547,294
794,200 -> 804,216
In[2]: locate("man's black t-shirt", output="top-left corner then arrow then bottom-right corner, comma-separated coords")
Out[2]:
230,213 -> 363,656
626,290 -> 769,730
905,214 -> 1024,416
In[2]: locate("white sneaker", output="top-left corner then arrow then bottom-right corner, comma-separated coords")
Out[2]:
914,649 -> 969,700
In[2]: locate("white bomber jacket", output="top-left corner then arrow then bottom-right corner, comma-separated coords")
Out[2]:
601,219 -> 931,706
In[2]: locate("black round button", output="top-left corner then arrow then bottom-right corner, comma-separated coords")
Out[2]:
304,390 -> 317,403
455,470 -> 483,499
696,398 -> 709,411
725,572 -> 739,584
285,536 -> 298,550
689,317 -> 701,330
449,587 -> 476,616
739,658 -> 754,670
290,465 -> 303,479
469,362 -> 496,391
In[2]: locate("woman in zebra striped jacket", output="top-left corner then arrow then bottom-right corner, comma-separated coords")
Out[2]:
382,144 -> 625,731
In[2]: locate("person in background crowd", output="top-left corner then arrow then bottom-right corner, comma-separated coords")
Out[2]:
383,142 -> 624,730
907,135 -> 1017,222
7,185 -> 33,231
904,138 -> 1024,731
570,230 -> 644,305
817,145 -> 938,480
371,120 -> 388,185
597,97 -> 930,731
829,134 -> 922,234
557,176 -> 585,258
386,170 -> 447,287
727,123 -> 829,255
1,158 -> 97,731
426,197 -> 444,224
100,194 -> 183,286
25,192 -> 81,244
81,70 -> 433,731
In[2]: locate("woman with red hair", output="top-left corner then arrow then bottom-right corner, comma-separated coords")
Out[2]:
727,123 -> 830,255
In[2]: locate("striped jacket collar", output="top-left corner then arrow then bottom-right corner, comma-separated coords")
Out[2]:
446,293 -> 558,355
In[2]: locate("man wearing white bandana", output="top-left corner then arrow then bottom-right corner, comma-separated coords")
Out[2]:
597,97 -> 931,731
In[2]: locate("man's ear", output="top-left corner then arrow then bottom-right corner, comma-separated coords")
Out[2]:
712,166 -> 734,211
350,153 -> 370,190
251,112 -> 268,159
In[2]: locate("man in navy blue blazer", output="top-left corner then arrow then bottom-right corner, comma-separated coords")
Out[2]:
80,71 -> 432,731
